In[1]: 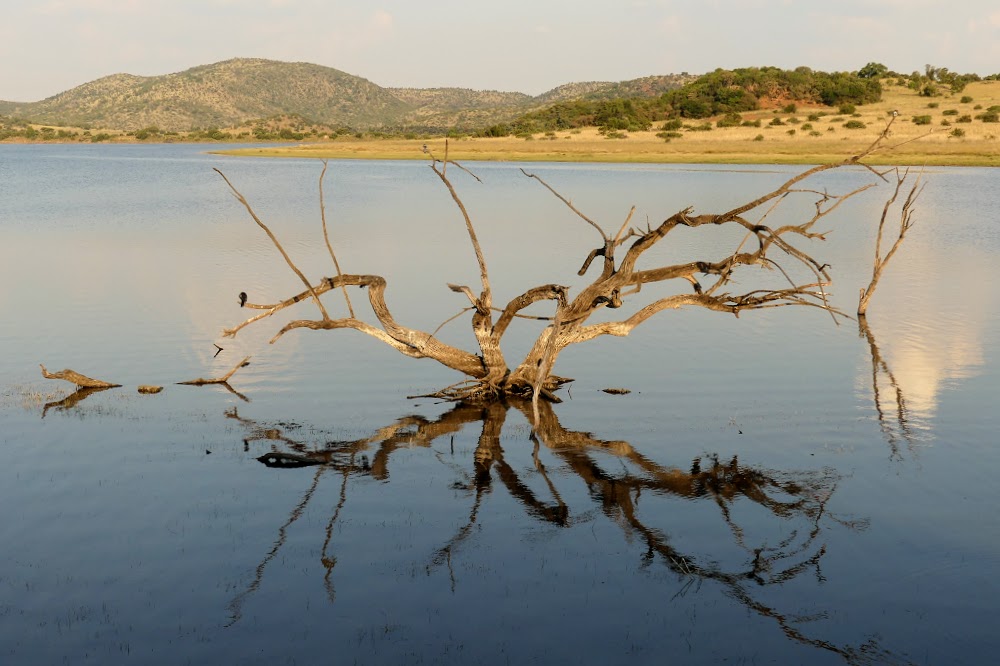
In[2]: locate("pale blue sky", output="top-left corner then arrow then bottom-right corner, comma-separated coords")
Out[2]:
2,0 -> 998,102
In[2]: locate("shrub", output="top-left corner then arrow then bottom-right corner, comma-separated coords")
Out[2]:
786,129 -> 796,136
912,115 -> 932,125
788,117 -> 801,124
809,130 -> 822,137
838,103 -> 856,115
960,96 -> 974,103
927,102 -> 939,108
716,112 -> 743,128
974,104 -> 983,110
942,109 -> 958,116
741,119 -> 762,127
957,115 -> 972,123
661,119 -> 683,131
843,120 -> 866,129
801,123 -> 813,130
981,112 -> 999,123
768,117 -> 785,126
781,103 -> 797,113
753,134 -> 764,141
807,113 -> 822,121
950,128 -> 966,138
940,120 -> 951,126
685,122 -> 713,131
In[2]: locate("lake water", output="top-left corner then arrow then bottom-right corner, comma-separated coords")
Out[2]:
1,144 -> 998,665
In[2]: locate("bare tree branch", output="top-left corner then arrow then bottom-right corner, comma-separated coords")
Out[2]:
858,168 -> 923,316
215,168 -> 330,321
318,160 -> 355,318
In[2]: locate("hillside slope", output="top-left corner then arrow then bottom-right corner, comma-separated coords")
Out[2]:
1,59 -> 412,131
0,60 -> 695,133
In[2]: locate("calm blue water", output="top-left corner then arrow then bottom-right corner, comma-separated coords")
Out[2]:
1,144 -> 998,665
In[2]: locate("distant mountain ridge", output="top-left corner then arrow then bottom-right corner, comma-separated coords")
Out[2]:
0,59 -> 694,132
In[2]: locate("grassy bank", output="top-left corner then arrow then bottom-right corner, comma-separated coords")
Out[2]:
214,81 -> 1000,166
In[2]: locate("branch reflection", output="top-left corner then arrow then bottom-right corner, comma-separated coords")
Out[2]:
858,316 -> 915,460
41,386 -> 114,418
226,401 -> 907,665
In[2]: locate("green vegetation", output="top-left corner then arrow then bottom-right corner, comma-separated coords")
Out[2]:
664,66 -> 881,119
472,66 -> 884,138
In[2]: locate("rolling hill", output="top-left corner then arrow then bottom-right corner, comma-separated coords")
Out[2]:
0,59 -> 694,132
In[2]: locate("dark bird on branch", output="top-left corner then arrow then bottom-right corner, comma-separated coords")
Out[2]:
238,291 -> 248,307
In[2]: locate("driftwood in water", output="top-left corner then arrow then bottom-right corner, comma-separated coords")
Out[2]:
177,356 -> 251,386
40,364 -> 120,388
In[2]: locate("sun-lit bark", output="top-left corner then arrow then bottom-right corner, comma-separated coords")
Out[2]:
219,121 -> 920,403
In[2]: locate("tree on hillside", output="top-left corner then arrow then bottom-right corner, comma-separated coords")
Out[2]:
212,120 -> 920,412
857,62 -> 888,79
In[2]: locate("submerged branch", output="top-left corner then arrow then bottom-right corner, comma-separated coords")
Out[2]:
178,356 -> 251,386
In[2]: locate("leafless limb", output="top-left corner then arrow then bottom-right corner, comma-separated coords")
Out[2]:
318,160 -> 355,318
858,167 -> 923,316
215,168 -> 330,321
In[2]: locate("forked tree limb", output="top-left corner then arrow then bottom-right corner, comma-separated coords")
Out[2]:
858,168 -> 923,316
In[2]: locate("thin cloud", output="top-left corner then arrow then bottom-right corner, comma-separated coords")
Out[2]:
38,0 -> 144,15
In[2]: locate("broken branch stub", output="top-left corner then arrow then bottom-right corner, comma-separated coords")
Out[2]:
220,122 -> 918,404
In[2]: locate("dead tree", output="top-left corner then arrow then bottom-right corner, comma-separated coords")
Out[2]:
218,121 -> 919,404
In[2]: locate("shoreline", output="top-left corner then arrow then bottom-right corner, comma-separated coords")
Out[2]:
208,133 -> 1000,168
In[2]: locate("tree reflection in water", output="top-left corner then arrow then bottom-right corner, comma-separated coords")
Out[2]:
225,400 -> 909,666
858,316 -> 917,460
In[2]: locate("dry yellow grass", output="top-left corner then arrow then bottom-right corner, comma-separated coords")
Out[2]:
216,80 -> 1000,166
